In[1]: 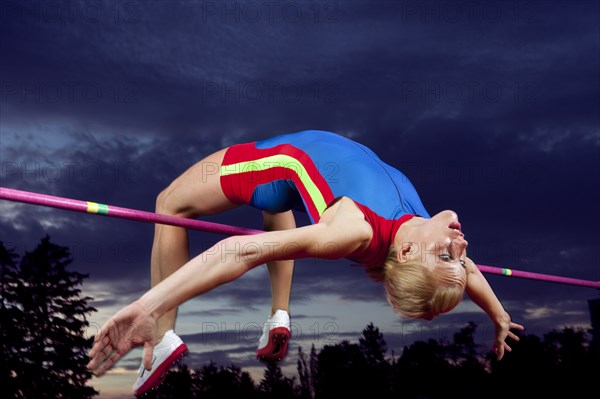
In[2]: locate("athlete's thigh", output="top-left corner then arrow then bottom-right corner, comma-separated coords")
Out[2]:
160,147 -> 237,215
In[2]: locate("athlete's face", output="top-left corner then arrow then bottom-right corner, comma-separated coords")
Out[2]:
399,210 -> 469,270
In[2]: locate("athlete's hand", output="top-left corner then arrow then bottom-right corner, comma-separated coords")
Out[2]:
87,301 -> 159,376
492,312 -> 525,360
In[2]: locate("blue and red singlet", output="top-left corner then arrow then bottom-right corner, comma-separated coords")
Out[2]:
219,130 -> 430,266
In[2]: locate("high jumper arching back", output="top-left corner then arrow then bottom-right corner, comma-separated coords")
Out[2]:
219,130 -> 430,224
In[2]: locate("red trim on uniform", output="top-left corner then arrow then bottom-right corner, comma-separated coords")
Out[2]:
220,142 -> 334,222
349,202 -> 415,266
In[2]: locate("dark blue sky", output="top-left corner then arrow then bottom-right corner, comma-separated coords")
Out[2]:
1,1 -> 598,397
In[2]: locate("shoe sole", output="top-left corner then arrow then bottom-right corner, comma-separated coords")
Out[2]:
133,343 -> 188,397
256,327 -> 290,362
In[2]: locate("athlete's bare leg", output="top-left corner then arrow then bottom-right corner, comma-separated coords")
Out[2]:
263,210 -> 296,316
152,148 -> 237,337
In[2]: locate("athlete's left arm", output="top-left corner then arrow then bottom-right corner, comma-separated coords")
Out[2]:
88,202 -> 370,375
464,258 -> 525,360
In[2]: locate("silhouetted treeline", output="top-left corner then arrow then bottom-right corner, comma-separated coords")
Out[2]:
0,238 -> 97,398
147,321 -> 599,399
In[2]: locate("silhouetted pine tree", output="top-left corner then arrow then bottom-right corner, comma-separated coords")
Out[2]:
393,338 -> 452,398
359,322 -> 387,364
143,362 -> 194,399
309,344 -> 318,388
314,340 -> 368,399
258,361 -> 296,399
450,321 -> 479,362
543,328 -> 598,398
6,237 -> 97,398
194,361 -> 256,399
359,323 -> 392,398
297,346 -> 313,399
0,242 -> 23,395
449,322 -> 489,399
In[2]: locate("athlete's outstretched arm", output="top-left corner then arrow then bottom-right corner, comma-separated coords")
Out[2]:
464,257 -> 525,359
88,206 -> 369,376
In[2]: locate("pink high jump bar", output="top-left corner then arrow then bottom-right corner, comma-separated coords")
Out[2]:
0,187 -> 261,236
1,187 -> 598,290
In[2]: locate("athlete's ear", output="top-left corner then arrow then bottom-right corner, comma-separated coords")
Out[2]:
398,242 -> 417,263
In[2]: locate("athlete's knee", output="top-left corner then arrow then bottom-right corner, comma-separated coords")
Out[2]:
156,186 -> 190,216
156,187 -> 172,214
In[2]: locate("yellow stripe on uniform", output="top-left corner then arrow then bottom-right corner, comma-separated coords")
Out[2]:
221,154 -> 328,216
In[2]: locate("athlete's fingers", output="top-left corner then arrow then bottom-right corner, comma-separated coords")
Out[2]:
88,352 -> 108,375
86,355 -> 101,371
494,343 -> 505,360
88,332 -> 109,359
507,331 -> 520,341
143,341 -> 156,371
87,336 -> 112,370
93,350 -> 121,376
89,344 -> 116,374
98,346 -> 114,365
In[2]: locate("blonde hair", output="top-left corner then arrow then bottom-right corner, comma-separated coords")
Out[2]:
367,246 -> 467,320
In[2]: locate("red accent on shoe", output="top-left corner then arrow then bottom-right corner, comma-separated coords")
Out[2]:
256,327 -> 290,362
133,343 -> 188,397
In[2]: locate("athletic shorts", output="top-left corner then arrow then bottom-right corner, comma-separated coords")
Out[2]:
219,142 -> 335,222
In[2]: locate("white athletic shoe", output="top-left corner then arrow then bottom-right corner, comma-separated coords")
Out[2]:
132,330 -> 188,396
256,310 -> 291,362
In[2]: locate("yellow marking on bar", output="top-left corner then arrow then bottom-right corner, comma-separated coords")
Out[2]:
87,201 -> 99,214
